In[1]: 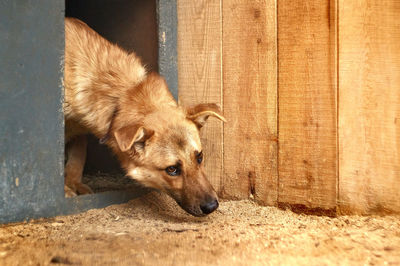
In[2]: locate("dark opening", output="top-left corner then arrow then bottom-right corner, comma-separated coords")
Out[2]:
65,0 -> 158,193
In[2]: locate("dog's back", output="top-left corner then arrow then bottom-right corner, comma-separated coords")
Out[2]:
64,18 -> 146,140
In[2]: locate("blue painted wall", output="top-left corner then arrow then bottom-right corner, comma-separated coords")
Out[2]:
0,0 -> 65,222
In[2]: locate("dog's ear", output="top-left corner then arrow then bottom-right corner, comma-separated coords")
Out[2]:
187,103 -> 226,129
114,124 -> 154,152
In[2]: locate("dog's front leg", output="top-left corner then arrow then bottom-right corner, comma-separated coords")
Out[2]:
64,135 -> 93,197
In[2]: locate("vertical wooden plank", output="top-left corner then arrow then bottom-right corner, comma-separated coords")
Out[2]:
338,0 -> 400,214
278,0 -> 337,210
222,0 -> 278,205
177,0 -> 224,193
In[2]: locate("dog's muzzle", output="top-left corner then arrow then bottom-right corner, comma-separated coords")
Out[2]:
174,197 -> 219,217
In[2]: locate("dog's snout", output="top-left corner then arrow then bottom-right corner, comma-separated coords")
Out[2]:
200,199 -> 219,215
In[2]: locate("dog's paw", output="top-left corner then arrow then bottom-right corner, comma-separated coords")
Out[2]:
64,183 -> 93,197
75,183 -> 94,195
64,185 -> 77,198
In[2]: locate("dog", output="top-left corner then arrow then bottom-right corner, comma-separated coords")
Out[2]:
63,18 -> 225,216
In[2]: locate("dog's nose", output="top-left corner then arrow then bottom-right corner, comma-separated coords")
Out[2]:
200,199 -> 219,214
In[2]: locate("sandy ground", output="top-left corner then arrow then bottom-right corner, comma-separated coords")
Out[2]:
1,192 -> 400,266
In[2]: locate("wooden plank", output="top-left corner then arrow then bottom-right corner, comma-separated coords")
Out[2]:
277,0 -> 337,210
177,0 -> 224,193
338,0 -> 400,214
222,0 -> 278,205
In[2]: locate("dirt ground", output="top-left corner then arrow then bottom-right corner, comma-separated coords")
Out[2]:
1,192 -> 399,266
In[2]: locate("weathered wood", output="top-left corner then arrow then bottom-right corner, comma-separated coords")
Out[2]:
222,0 -> 278,205
338,0 -> 400,214
277,0 -> 337,210
177,0 -> 224,193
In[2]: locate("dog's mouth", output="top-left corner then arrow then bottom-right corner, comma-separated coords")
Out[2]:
165,189 -> 219,217
175,200 -> 207,217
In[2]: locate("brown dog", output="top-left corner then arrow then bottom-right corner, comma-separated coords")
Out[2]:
63,18 -> 225,216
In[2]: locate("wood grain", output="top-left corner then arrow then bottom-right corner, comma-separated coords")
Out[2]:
222,0 -> 278,205
177,0 -> 224,193
277,0 -> 337,210
338,0 -> 400,214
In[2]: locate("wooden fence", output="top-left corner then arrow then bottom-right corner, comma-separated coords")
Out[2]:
177,0 -> 400,215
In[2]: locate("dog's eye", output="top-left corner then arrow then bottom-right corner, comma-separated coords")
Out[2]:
196,151 -> 203,164
166,165 -> 181,176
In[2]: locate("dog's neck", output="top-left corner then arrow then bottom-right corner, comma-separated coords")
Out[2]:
99,73 -> 178,148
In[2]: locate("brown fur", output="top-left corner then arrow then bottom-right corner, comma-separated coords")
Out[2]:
64,18 -> 225,216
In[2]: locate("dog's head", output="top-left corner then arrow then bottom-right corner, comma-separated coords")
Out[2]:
111,74 -> 226,216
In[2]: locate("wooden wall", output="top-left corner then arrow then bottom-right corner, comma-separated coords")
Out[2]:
338,0 -> 400,214
177,0 -> 400,215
